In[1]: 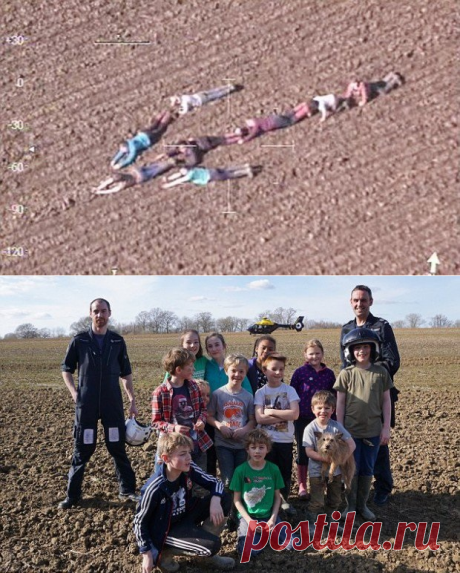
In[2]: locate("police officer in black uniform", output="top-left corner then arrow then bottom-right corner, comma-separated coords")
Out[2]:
340,285 -> 400,506
59,298 -> 138,509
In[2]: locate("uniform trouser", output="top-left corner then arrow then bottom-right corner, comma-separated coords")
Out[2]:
373,444 -> 393,495
67,417 -> 135,499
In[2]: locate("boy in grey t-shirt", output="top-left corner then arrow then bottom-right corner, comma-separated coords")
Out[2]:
303,391 -> 355,518
207,355 -> 255,488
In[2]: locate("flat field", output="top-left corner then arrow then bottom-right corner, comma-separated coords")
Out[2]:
0,329 -> 459,572
1,0 -> 458,274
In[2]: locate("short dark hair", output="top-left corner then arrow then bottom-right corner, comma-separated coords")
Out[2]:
244,428 -> 272,452
89,298 -> 111,312
262,352 -> 287,368
351,285 -> 372,299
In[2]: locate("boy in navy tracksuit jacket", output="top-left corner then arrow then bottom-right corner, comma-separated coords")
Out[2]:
134,433 -> 234,573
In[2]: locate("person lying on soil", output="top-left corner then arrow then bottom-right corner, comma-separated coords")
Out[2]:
94,158 -> 178,194
170,84 -> 238,115
234,102 -> 313,143
159,133 -> 242,168
344,72 -> 404,107
111,110 -> 176,170
311,94 -> 347,121
162,164 -> 256,188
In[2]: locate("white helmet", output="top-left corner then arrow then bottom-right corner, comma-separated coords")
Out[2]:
125,418 -> 152,446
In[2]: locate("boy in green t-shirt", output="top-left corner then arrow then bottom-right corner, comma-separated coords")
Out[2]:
229,429 -> 292,559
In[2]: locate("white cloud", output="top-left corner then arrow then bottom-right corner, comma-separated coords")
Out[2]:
248,279 -> 275,290
189,296 -> 208,302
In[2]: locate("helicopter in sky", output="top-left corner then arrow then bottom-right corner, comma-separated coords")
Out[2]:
247,316 -> 305,335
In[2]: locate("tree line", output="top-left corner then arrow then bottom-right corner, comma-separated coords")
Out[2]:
2,309 -> 459,340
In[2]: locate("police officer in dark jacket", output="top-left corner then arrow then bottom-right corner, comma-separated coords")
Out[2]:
340,285 -> 400,506
59,298 -> 138,509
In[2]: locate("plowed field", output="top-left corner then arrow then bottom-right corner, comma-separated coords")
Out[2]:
1,0 -> 458,275
1,329 -> 459,572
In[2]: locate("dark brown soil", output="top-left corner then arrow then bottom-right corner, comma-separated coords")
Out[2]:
1,384 -> 458,573
1,0 -> 458,275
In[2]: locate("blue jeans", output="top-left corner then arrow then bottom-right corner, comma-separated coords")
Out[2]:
216,446 -> 247,488
353,436 -> 380,476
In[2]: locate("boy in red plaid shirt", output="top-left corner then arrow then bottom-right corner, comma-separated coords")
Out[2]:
152,348 -> 212,473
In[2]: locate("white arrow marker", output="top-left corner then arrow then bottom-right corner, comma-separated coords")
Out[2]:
427,252 -> 440,275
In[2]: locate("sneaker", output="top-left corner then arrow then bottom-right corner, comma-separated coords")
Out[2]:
58,497 -> 81,510
205,555 -> 235,570
281,501 -> 297,517
119,492 -> 140,503
373,492 -> 389,506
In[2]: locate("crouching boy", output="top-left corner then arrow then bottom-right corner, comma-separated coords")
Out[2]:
134,433 -> 234,573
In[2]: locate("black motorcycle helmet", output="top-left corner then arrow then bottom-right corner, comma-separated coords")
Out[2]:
343,327 -> 381,364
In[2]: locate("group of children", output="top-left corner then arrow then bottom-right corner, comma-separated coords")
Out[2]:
134,329 -> 393,571
95,73 -> 404,194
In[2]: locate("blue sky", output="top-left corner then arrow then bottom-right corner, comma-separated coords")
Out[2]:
0,275 -> 459,336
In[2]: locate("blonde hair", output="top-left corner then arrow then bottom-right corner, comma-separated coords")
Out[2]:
224,354 -> 249,373
195,378 -> 210,391
160,432 -> 194,457
304,339 -> 324,353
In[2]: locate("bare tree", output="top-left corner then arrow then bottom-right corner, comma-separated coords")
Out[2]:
271,307 -> 285,323
69,316 -> 92,335
256,310 -> 273,321
235,318 -> 250,332
38,328 -> 52,338
256,307 -> 298,324
284,307 -> 298,324
195,312 -> 215,333
51,327 -> 67,338
429,314 -> 453,328
392,320 -> 406,329
147,308 -> 167,333
454,319 -> 460,328
306,319 -> 341,329
177,316 -> 197,332
216,316 -> 238,333
405,313 -> 424,328
134,310 -> 151,333
15,323 -> 39,339
162,310 -> 178,333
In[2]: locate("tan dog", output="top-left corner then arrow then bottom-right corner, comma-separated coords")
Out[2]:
314,431 -> 356,490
